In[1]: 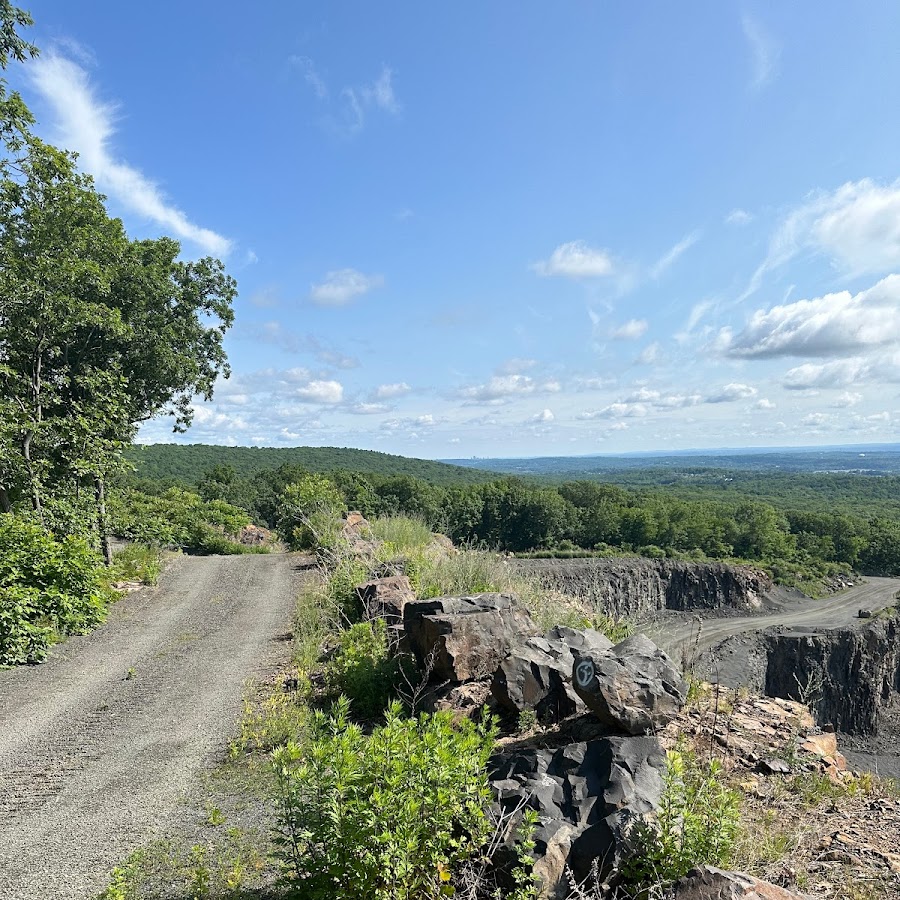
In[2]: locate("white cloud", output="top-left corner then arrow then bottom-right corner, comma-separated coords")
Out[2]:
460,374 -> 561,404
636,342 -> 663,365
533,241 -> 615,278
706,382 -> 758,403
726,208 -> 753,226
831,391 -> 862,408
309,268 -> 384,306
724,275 -> 900,359
530,409 -> 555,423
755,398 -> 776,410
742,180 -> 900,300
295,380 -> 344,403
362,66 -> 400,114
742,14 -> 780,91
290,55 -> 328,100
347,402 -> 391,415
801,412 -> 829,427
28,51 -> 232,256
649,231 -> 700,278
499,357 -> 537,374
340,65 -> 401,133
579,402 -> 648,420
374,382 -> 411,399
611,318 -> 649,340
782,358 -> 870,390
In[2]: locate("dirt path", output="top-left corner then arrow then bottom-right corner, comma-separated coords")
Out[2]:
0,552 -> 308,900
645,575 -> 900,657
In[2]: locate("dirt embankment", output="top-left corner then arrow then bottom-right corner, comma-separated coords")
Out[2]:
0,552 -> 308,900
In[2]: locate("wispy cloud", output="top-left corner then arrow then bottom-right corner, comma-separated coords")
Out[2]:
339,65 -> 401,134
28,50 -> 232,256
726,208 -> 753,226
741,13 -> 780,91
290,55 -> 329,100
610,318 -> 648,341
309,268 -> 384,306
533,240 -> 615,278
649,231 -> 700,279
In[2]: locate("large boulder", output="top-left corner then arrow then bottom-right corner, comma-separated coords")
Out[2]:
355,575 -> 415,628
491,736 -> 666,898
572,634 -> 687,735
492,626 -> 613,724
673,866 -> 812,899
403,593 -> 539,683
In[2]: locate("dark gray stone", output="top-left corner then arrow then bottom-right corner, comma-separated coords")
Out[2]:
572,633 -> 687,735
490,736 -> 666,898
492,626 -> 613,724
403,593 -> 539,683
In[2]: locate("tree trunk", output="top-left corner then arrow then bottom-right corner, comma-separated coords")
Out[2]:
95,475 -> 112,566
22,430 -> 42,524
0,487 -> 10,513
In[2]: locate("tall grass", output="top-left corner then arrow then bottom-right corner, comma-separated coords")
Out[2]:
370,515 -> 433,556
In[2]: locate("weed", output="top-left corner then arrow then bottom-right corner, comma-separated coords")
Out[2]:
205,804 -> 226,827
623,745 -> 741,891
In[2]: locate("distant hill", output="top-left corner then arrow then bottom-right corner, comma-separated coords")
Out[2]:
443,445 -> 900,478
127,444 -> 496,486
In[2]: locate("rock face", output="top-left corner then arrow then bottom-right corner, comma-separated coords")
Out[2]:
572,634 -> 687,735
491,736 -> 667,899
762,618 -> 900,735
491,626 -> 613,724
403,593 -> 540,683
515,558 -> 772,619
672,866 -> 811,899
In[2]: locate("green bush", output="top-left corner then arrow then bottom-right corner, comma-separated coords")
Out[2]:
107,544 -> 161,585
0,515 -> 113,665
325,619 -> 398,718
272,697 -> 497,899
624,746 -> 741,891
371,515 -> 433,556
276,475 -> 346,550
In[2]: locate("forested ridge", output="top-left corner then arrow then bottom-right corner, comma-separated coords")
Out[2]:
127,443 -> 495,486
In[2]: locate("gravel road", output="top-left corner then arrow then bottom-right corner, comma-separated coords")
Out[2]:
645,575 -> 900,658
0,552 -> 307,900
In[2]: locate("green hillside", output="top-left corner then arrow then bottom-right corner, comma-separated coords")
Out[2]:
127,443 -> 495,486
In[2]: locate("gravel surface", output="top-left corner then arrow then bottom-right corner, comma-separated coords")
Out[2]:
643,576 -> 900,657
0,552 -> 307,900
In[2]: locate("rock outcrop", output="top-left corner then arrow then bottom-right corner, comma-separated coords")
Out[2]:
403,593 -> 540,683
515,558 -> 772,619
355,575 -> 415,629
491,736 -> 667,898
672,866 -> 811,899
572,634 -> 687,735
762,618 -> 900,736
491,625 -> 613,724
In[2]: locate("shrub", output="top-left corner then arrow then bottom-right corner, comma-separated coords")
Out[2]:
0,515 -> 113,665
623,746 -> 741,891
325,619 -> 398,718
276,475 -> 347,550
272,697 -> 497,900
107,544 -> 161,585
371,515 -> 434,556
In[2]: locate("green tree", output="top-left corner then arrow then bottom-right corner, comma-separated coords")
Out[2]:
0,137 -> 235,559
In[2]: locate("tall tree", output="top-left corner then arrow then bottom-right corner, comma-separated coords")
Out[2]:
0,137 -> 236,557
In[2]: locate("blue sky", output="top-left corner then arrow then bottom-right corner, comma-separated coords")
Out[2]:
13,1 -> 900,457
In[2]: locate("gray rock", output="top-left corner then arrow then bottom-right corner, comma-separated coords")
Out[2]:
403,593 -> 539,683
672,865 -> 811,898
490,736 -> 666,898
572,634 -> 687,735
492,626 -> 613,724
